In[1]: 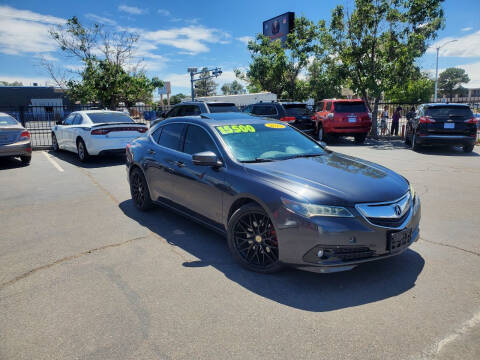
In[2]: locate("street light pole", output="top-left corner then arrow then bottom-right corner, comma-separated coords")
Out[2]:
434,39 -> 458,102
188,67 -> 223,101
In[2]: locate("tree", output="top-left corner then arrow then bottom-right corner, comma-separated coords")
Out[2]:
438,67 -> 470,102
194,68 -> 217,97
221,80 -> 245,95
307,58 -> 343,101
384,72 -> 435,103
326,0 -> 444,136
236,17 -> 324,100
0,80 -> 23,86
47,16 -> 163,107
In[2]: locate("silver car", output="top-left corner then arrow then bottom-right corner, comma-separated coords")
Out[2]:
0,112 -> 32,165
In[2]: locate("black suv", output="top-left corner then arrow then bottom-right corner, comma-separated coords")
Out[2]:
243,102 -> 316,136
405,103 -> 477,153
164,101 -> 238,118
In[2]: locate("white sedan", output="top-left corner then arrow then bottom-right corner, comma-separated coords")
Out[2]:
52,110 -> 148,161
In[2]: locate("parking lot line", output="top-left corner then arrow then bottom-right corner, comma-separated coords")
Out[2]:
41,151 -> 64,172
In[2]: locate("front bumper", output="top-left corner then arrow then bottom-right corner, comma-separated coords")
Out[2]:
274,197 -> 421,273
416,134 -> 476,146
0,140 -> 32,157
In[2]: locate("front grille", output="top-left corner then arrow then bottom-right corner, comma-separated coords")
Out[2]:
367,210 -> 410,228
326,247 -> 375,261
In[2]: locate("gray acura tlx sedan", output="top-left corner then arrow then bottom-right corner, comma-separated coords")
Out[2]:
126,113 -> 421,274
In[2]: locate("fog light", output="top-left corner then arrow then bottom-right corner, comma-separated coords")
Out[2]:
317,249 -> 324,258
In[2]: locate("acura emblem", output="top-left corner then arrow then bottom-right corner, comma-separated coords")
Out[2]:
394,205 -> 402,216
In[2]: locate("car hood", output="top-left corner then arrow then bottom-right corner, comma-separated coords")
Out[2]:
244,152 -> 408,206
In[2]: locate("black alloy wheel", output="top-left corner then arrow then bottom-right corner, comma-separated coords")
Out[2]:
227,204 -> 283,273
130,168 -> 152,211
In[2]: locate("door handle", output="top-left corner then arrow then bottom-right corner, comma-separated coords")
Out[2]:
175,161 -> 185,168
147,149 -> 155,155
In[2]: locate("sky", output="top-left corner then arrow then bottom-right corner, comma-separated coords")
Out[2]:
0,0 -> 479,97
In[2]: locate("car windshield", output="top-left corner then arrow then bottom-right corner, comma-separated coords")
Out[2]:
215,122 -> 325,162
334,102 -> 367,113
425,106 -> 473,118
0,115 -> 18,125
208,103 -> 240,113
284,104 -> 308,116
87,112 -> 135,124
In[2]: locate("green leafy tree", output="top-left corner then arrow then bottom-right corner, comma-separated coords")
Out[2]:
307,58 -> 343,101
236,17 -> 324,100
438,67 -> 470,102
327,0 -> 444,136
385,72 -> 435,103
194,68 -> 217,97
221,80 -> 245,95
165,93 -> 187,105
0,80 -> 24,86
47,16 -> 163,107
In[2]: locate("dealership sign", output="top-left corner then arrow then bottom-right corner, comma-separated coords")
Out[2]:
263,12 -> 295,45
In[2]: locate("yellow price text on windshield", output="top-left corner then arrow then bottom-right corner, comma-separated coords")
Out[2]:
265,123 -> 286,129
216,125 -> 256,135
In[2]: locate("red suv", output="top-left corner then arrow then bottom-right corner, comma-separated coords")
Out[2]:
314,99 -> 372,143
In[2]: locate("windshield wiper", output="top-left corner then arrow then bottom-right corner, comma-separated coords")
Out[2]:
280,153 -> 324,160
241,158 -> 276,163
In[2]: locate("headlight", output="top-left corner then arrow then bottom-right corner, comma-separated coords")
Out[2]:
409,183 -> 415,200
281,197 -> 354,218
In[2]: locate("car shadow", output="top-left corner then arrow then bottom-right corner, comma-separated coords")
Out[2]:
119,199 -> 425,312
48,150 -> 126,168
412,145 -> 479,156
0,157 -> 28,170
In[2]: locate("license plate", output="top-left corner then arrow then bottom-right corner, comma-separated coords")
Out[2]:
444,123 -> 455,129
348,117 -> 357,123
388,228 -> 412,253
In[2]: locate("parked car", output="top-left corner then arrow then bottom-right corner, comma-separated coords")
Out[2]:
405,103 -> 477,153
126,113 -> 420,274
314,99 -> 372,143
152,101 -> 240,126
242,101 -> 316,136
0,112 -> 32,165
51,110 -> 148,161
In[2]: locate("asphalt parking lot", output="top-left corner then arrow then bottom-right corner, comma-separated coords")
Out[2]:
1,140 -> 479,360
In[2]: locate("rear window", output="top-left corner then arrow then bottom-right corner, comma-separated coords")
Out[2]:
208,103 -> 239,113
284,104 -> 307,116
425,106 -> 473,118
253,105 -> 277,116
87,112 -> 134,124
0,115 -> 18,125
334,102 -> 367,113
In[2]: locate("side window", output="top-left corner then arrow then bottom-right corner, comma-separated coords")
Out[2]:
326,102 -> 332,112
166,107 -> 179,118
64,114 -> 75,125
317,102 -> 324,112
157,123 -> 185,151
176,106 -> 188,116
253,105 -> 276,115
243,105 -> 252,113
181,105 -> 201,116
72,114 -> 83,125
152,126 -> 163,143
183,125 -> 219,156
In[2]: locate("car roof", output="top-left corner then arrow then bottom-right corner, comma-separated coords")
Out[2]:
178,101 -> 236,106
77,110 -> 127,115
160,112 -> 275,127
321,98 -> 364,102
423,103 -> 470,107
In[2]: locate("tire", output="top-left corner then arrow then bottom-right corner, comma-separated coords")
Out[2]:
129,167 -> 153,211
227,203 -> 284,273
354,134 -> 366,144
317,125 -> 324,141
411,132 -> 421,152
52,133 -> 59,151
20,155 -> 31,165
463,144 -> 474,153
77,138 -> 90,162
404,132 -> 411,146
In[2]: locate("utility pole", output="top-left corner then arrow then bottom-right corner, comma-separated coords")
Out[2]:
188,67 -> 223,101
434,39 -> 457,102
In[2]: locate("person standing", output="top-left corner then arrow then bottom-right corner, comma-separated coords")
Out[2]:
391,107 -> 401,136
380,108 -> 389,136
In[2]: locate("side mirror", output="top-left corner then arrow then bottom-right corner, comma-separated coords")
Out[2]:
192,151 -> 222,167
56,120 -> 63,125
161,111 -> 167,118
